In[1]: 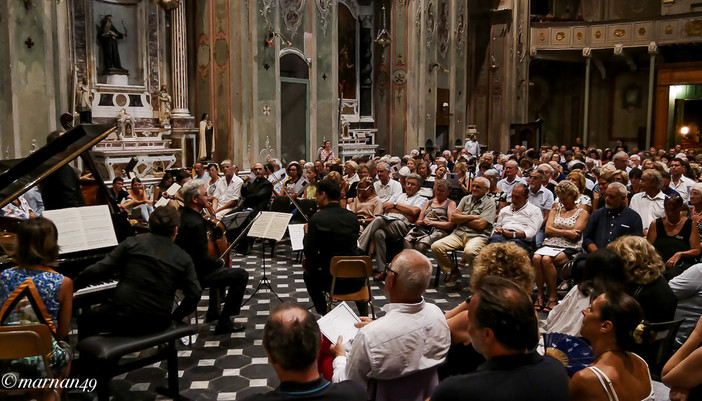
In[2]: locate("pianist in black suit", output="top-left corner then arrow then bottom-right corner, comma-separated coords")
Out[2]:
74,206 -> 201,338
176,179 -> 249,334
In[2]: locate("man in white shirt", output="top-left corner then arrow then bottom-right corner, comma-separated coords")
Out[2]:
359,174 -> 427,273
464,134 -> 480,157
669,158 -> 695,202
527,170 -> 554,247
496,160 -> 526,202
488,184 -> 543,252
212,160 -> 243,219
629,169 -> 666,234
330,249 -> 450,396
193,161 -> 210,182
612,151 -> 632,174
373,162 -> 403,203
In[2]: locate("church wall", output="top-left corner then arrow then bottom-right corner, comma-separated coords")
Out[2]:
0,0 -> 70,158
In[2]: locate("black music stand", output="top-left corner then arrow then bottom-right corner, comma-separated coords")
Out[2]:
242,211 -> 293,305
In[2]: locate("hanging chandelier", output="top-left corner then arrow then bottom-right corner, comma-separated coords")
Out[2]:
375,4 -> 392,48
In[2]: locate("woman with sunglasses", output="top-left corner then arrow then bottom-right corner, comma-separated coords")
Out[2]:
348,178 -> 383,228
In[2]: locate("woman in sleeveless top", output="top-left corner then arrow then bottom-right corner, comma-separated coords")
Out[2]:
404,179 -> 456,253
348,178 -> 383,228
663,316 -> 702,401
533,181 -> 589,312
0,217 -> 73,379
646,194 -> 700,280
570,292 -> 654,401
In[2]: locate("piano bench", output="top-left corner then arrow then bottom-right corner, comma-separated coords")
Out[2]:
76,321 -> 195,401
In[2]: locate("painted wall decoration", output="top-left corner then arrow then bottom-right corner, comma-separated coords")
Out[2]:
315,0 -> 333,37
438,0 -> 449,57
260,0 -> 275,27
425,0 -> 436,48
456,6 -> 465,57
281,0 -> 305,38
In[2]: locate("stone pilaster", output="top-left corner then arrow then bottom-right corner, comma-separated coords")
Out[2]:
170,1 -> 193,126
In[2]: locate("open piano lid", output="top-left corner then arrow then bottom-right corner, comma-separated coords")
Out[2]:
0,124 -> 117,210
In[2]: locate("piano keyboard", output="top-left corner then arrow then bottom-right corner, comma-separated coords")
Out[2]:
74,280 -> 117,298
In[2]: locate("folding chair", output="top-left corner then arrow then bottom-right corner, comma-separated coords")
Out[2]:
327,256 -> 376,318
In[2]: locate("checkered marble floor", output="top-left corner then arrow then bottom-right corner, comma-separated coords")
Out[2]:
67,241 -> 471,401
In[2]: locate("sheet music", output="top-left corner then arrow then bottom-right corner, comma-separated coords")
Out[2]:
154,197 -> 169,208
247,211 -> 292,241
43,205 -> 118,254
317,302 -> 361,348
288,224 -> 305,251
165,183 -> 181,196
534,246 -> 566,257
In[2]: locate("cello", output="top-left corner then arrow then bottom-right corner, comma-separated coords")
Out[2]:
204,205 -> 231,267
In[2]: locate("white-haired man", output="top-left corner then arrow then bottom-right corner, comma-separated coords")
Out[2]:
629,169 -> 666,233
330,250 -> 450,397
212,159 -> 243,219
496,160 -> 526,202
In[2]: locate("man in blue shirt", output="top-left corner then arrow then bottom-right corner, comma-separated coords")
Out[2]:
582,182 -> 644,252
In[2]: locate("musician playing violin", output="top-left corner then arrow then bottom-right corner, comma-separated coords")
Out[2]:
176,180 -> 248,334
212,160 -> 243,219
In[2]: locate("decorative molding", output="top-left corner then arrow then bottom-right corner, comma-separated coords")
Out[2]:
315,0 -> 333,37
281,0 -> 306,38
392,69 -> 407,85
425,0 -> 436,48
437,0 -> 449,57
196,34 -> 210,79
339,0 -> 358,19
260,0 -> 275,27
455,6 -> 465,57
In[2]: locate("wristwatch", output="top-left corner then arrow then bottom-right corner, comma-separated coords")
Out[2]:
512,231 -> 516,239
393,202 -> 397,208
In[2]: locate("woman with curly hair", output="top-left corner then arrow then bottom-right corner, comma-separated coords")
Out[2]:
439,242 -> 535,379
607,235 -> 677,324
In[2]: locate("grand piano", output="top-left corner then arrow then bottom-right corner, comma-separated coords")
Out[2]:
0,124 -> 134,285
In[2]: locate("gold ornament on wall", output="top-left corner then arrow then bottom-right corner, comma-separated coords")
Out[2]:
157,0 -> 181,11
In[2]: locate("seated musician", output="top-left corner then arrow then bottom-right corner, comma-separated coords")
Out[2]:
167,170 -> 193,210
0,217 -> 73,379
176,180 -> 249,334
212,160 -> 243,219
303,179 -> 366,315
73,206 -> 200,338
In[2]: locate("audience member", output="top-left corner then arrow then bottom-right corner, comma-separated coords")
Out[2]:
669,263 -> 702,347
373,162 -> 403,202
533,180 -> 589,313
662,316 -> 702,401
431,177 -> 496,287
124,177 -> 153,221
527,169 -> 555,247
581,182 -> 643,253
432,276 -> 569,401
496,160 -> 526,201
358,173 -> 427,274
330,250 -> 450,397
630,169 -> 666,233
488,183 -> 543,252
607,236 -> 677,324
570,291 -> 653,401
646,193 -> 700,280
669,158 -> 694,202
242,302 -> 366,401
212,159 -> 243,219
404,179 -> 456,253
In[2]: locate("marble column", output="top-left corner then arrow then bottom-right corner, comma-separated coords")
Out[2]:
170,1 -> 191,119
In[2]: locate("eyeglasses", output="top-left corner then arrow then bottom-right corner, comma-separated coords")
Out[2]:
385,264 -> 399,276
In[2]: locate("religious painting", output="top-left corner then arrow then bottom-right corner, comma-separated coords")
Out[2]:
92,0 -> 145,86
338,4 -> 357,100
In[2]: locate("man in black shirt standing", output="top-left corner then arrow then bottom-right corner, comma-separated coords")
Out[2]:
303,179 -> 364,315
75,206 -> 201,337
242,302 -> 365,401
176,180 -> 249,334
230,163 -> 274,253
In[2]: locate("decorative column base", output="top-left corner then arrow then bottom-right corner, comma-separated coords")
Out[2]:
170,115 -> 196,129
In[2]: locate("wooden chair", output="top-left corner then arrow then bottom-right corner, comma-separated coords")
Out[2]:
0,324 -> 58,400
327,256 -> 376,318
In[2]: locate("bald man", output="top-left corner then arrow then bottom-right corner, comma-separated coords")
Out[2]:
242,302 -> 365,401
330,250 -> 450,396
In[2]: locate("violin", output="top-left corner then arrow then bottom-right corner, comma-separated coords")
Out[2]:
204,205 -> 230,267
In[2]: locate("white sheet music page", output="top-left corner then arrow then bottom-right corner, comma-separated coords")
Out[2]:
247,211 -> 292,241
43,205 -> 118,254
288,224 -> 305,251
317,302 -> 361,348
